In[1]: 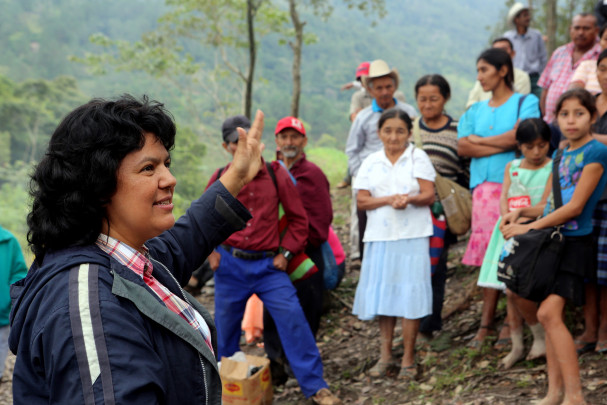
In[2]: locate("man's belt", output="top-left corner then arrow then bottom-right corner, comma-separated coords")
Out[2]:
220,244 -> 276,260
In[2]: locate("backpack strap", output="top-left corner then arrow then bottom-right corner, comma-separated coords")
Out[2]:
517,94 -> 528,120
265,161 -> 278,190
412,117 -> 423,148
552,149 -> 564,209
216,162 -> 278,191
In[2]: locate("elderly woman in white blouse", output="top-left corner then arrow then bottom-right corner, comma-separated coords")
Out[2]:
352,108 -> 436,381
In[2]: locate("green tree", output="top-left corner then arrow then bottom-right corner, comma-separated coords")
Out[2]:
171,125 -> 207,207
74,0 -> 289,121
0,74 -> 84,163
281,0 -> 386,117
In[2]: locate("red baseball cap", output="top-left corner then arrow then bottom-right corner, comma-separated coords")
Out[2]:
275,116 -> 306,136
356,61 -> 370,78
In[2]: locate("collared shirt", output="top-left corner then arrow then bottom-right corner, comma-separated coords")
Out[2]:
288,154 -> 333,247
503,28 -> 548,75
345,99 -> 418,176
353,144 -> 436,241
95,234 -> 214,353
538,41 -> 601,123
466,68 -> 531,109
349,89 -> 407,116
206,160 -> 308,253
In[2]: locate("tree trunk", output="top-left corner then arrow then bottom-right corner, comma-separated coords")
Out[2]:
545,0 -> 557,55
244,0 -> 257,119
289,0 -> 304,118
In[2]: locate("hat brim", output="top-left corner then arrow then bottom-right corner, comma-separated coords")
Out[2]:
362,69 -> 399,91
508,4 -> 528,25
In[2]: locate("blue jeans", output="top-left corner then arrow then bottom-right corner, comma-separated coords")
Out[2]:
213,246 -> 328,397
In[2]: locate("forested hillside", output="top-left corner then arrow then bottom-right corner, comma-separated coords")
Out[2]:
1,0 -> 501,140
0,0 -> 509,252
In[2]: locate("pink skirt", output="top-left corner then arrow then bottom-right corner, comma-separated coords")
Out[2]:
462,182 -> 502,267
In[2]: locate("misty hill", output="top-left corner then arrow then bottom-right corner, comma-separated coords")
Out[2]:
0,0 -> 503,146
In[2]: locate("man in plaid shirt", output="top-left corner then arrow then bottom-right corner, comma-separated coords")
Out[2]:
538,13 -> 600,123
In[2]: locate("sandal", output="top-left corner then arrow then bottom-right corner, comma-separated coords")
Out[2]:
398,365 -> 418,381
574,339 -> 596,355
595,340 -> 607,354
467,325 -> 494,349
494,337 -> 511,350
368,360 -> 397,377
494,323 -> 511,350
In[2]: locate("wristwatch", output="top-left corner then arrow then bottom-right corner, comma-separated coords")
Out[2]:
279,247 -> 293,261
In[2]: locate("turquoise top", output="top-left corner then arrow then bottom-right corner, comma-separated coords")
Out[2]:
458,93 -> 540,189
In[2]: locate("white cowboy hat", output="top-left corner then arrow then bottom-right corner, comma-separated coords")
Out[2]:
507,2 -> 528,26
362,59 -> 399,90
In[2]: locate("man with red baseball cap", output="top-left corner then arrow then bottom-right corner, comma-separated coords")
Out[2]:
207,115 -> 341,405
267,117 -> 334,389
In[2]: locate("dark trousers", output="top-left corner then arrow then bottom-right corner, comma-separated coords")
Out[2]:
420,229 -> 456,333
529,73 -> 542,100
357,208 -> 367,261
263,245 -> 325,364
214,246 -> 327,396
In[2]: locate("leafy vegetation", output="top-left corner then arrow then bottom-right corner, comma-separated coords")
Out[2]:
0,0 -> 529,253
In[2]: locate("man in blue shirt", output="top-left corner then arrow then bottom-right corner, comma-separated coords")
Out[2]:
503,2 -> 548,98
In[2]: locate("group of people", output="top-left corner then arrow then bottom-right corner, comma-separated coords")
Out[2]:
4,2 -> 607,405
344,3 -> 607,404
3,98 -> 345,405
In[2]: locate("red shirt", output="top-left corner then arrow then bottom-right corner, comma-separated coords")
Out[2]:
206,160 -> 308,253
288,155 -> 333,247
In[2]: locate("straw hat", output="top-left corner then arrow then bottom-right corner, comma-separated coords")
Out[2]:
362,60 -> 399,90
507,2 -> 528,26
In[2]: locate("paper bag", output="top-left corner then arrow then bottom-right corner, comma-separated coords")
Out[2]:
220,354 -> 272,404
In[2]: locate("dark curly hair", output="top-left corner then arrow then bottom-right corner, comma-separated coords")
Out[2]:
28,94 -> 176,263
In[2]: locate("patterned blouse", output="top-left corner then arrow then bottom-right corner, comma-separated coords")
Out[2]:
418,115 -> 469,185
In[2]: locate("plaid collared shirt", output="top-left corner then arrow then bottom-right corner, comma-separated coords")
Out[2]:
538,41 -> 601,123
96,234 -> 214,354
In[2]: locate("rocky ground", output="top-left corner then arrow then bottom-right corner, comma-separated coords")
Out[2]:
1,185 -> 606,404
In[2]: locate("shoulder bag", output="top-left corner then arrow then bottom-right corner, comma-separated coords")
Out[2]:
497,149 -> 565,302
412,118 -> 472,235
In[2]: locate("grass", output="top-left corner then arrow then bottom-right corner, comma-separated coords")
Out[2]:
305,147 -> 348,188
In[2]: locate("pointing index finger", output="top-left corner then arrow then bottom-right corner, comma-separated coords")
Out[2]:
248,110 -> 265,142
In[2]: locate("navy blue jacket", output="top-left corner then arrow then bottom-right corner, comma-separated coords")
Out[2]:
9,182 -> 251,405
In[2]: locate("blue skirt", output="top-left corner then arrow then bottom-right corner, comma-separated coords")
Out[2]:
353,238 -> 432,320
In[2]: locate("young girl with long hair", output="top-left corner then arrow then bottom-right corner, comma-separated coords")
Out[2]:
478,118 -> 552,369
501,88 -> 607,404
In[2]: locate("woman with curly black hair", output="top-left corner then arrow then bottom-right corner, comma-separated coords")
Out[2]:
9,94 -> 265,405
